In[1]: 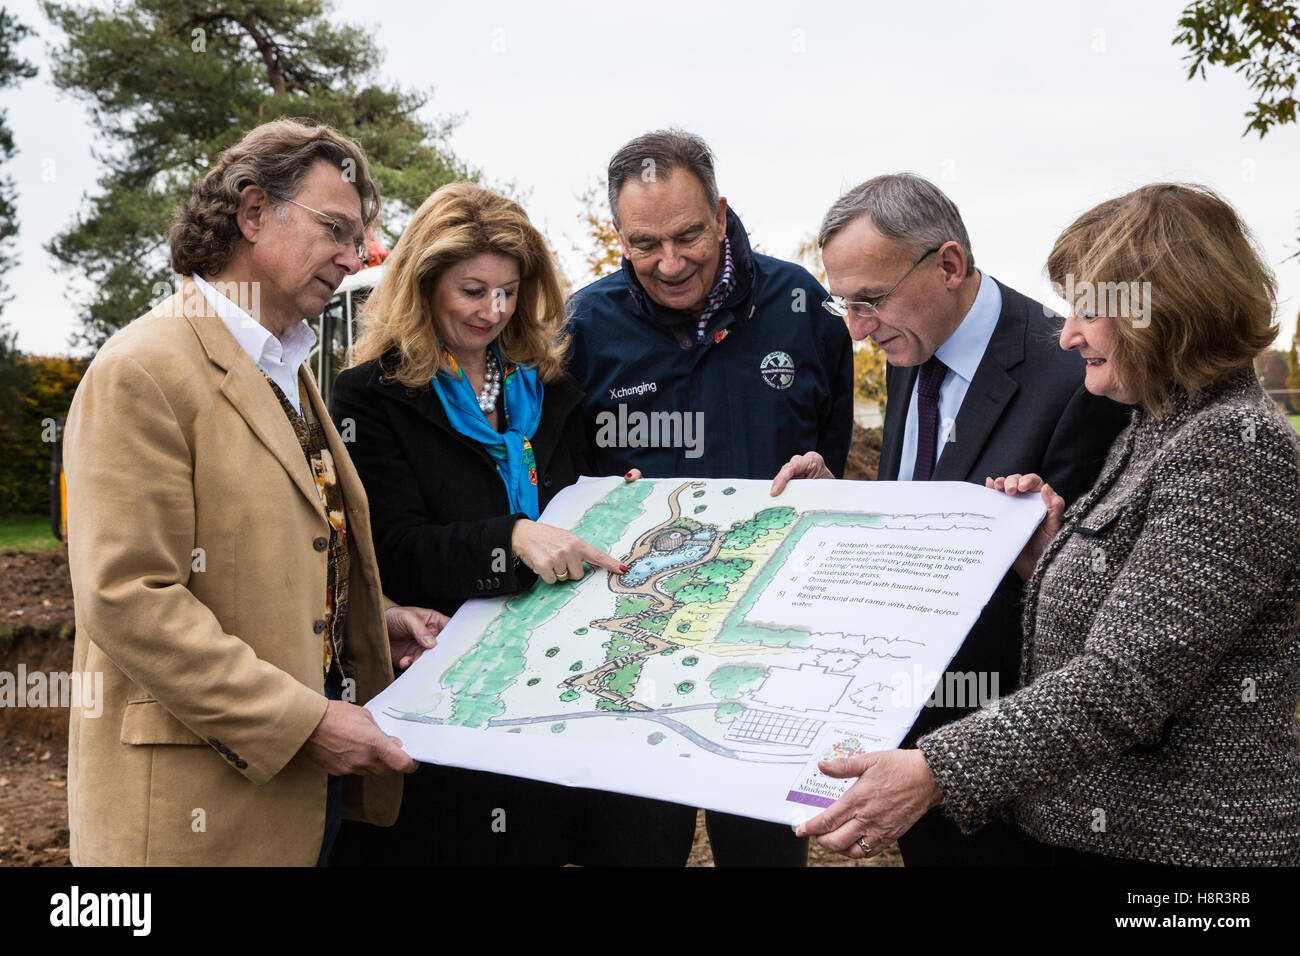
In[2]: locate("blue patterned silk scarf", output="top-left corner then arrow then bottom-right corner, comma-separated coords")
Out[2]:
431,344 -> 544,520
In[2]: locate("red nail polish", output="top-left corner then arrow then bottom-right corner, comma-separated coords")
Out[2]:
624,471 -> 633,480
619,564 -> 629,573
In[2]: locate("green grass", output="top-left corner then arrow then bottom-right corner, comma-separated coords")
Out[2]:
0,514 -> 60,553
1290,414 -> 1300,433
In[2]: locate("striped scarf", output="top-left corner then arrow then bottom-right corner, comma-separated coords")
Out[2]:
695,235 -> 737,343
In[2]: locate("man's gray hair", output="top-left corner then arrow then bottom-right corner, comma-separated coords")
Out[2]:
818,173 -> 975,275
607,129 -> 719,228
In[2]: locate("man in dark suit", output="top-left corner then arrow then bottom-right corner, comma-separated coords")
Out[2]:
772,173 -> 1129,865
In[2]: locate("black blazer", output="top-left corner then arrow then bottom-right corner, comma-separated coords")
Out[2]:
884,279 -> 1131,743
330,354 -> 594,618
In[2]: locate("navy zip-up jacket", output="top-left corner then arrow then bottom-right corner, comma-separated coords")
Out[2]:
566,208 -> 854,480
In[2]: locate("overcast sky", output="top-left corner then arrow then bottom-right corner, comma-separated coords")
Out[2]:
4,0 -> 1298,355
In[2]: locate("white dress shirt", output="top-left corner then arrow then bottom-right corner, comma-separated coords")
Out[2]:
192,273 -> 317,415
897,272 -> 1002,481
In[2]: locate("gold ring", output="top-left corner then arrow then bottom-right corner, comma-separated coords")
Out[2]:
554,568 -> 569,581
857,836 -> 872,855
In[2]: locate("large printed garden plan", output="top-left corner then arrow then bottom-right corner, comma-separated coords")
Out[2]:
367,476 -> 1044,824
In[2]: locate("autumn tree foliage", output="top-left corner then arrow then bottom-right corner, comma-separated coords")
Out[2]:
575,176 -> 621,281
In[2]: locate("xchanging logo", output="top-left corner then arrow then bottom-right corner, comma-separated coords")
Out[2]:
608,381 -> 658,400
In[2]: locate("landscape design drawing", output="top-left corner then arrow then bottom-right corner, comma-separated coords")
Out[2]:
383,478 -> 994,766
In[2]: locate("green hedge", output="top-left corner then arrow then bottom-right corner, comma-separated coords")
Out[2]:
0,349 -> 86,517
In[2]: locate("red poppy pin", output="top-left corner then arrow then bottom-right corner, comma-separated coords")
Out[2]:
714,329 -> 729,343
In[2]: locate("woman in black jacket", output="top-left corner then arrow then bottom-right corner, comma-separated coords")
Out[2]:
329,183 -> 687,865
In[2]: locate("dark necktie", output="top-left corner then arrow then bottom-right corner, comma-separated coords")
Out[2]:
911,354 -> 948,481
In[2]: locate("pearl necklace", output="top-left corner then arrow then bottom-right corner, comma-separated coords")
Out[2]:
477,350 -> 502,413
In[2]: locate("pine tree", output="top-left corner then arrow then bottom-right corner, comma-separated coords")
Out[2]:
0,8 -> 37,317
41,0 -> 476,347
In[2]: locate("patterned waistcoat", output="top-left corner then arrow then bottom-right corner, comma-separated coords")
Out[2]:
266,375 -> 350,680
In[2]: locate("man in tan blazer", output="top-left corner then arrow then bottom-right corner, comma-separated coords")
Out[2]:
63,119 -> 446,866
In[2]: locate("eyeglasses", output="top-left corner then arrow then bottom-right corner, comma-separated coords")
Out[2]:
822,245 -> 944,319
274,195 -> 366,260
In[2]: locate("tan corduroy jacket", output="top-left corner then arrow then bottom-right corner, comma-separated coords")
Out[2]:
64,280 -> 401,865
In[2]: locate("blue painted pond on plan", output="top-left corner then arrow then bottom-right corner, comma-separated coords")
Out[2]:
620,529 -> 715,586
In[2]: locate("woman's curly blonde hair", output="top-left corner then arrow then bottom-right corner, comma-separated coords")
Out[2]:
169,117 -> 380,277
349,182 -> 569,385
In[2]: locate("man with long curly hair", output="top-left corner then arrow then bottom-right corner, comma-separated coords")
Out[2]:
63,118 -> 447,866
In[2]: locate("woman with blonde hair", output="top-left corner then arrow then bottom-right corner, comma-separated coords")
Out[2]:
793,183 -> 1300,865
329,182 -> 685,865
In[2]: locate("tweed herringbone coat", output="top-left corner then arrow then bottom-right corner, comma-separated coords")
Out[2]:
919,369 -> 1300,865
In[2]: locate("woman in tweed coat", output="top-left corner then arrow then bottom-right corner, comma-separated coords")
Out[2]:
796,184 -> 1300,865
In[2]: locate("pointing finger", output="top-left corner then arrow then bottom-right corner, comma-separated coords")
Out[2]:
582,543 -> 627,575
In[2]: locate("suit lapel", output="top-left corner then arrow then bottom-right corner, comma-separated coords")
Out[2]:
932,281 -> 1025,482
305,366 -> 386,599
931,367 -> 1019,481
179,280 -> 324,518
379,371 -> 487,460
878,363 -> 916,481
